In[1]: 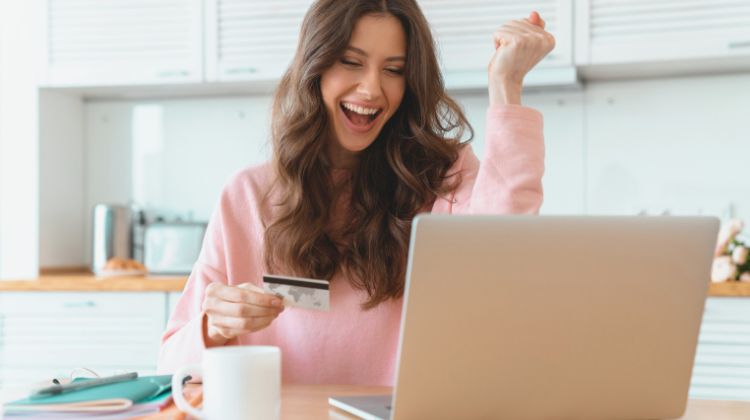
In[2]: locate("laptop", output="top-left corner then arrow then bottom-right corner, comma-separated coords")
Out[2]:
329,215 -> 718,420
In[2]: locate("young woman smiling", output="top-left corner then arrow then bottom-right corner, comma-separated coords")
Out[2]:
159,0 -> 555,385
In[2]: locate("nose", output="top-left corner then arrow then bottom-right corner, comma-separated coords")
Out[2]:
356,68 -> 382,100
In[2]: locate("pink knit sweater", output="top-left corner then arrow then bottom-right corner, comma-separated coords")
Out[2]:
157,104 -> 545,385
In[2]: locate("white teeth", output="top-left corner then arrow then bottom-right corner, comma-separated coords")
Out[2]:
342,102 -> 380,116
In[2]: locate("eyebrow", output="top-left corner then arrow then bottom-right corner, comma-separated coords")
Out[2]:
345,46 -> 406,62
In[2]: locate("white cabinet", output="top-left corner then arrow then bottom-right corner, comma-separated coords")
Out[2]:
575,0 -> 750,67
38,0 -> 750,91
690,298 -> 750,401
42,0 -> 578,90
0,292 -> 166,396
40,0 -> 204,87
204,0 -> 314,82
420,0 -> 576,88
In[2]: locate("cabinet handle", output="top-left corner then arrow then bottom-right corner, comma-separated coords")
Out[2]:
225,67 -> 257,75
156,70 -> 190,78
63,301 -> 96,308
728,41 -> 750,49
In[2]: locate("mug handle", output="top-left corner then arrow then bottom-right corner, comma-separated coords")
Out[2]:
172,364 -> 205,419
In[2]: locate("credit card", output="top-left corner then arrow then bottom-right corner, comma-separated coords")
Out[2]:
262,274 -> 330,311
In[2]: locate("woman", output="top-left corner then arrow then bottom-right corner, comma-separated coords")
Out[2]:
159,0 -> 554,385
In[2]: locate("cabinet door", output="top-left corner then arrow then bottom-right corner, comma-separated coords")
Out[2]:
690,298 -> 750,400
576,0 -> 750,65
420,0 -> 576,89
0,292 -> 166,396
41,0 -> 203,87
205,0 -> 314,82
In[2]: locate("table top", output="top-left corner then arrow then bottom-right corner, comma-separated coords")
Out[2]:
141,385 -> 750,419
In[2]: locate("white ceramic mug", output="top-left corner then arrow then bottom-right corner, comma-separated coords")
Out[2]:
171,346 -> 281,420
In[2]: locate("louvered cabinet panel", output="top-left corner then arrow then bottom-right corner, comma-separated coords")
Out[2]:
205,0 -> 314,81
0,293 -> 165,396
690,298 -> 750,401
420,0 -> 574,88
576,0 -> 750,64
41,0 -> 203,86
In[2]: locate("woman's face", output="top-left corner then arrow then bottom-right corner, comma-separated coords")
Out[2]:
320,14 -> 407,169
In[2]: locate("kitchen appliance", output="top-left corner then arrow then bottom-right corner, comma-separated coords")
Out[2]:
143,221 -> 206,275
91,204 -> 133,273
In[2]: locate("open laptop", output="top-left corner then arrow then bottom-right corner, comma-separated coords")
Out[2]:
329,215 -> 719,420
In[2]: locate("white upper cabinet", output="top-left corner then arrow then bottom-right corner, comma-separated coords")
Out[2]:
576,0 -> 750,65
420,0 -> 576,88
39,0 -> 749,91
204,0 -> 313,82
41,0 -> 203,87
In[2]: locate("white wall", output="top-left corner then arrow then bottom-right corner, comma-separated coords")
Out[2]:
0,2 -> 42,278
37,71 -> 750,267
584,74 -> 750,218
79,96 -> 274,266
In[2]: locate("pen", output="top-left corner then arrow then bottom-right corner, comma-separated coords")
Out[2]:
30,372 -> 138,399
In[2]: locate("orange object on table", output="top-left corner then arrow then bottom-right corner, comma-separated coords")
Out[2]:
135,384 -> 201,420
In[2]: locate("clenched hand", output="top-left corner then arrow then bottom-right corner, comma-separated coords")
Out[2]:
488,11 -> 556,105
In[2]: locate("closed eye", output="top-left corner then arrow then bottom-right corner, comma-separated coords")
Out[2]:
341,59 -> 403,76
340,59 -> 360,67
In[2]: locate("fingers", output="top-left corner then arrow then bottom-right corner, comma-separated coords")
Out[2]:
492,19 -> 555,52
504,19 -> 547,35
237,282 -> 284,308
488,10 -> 557,95
527,11 -> 545,29
207,281 -> 283,308
204,288 -> 284,318
203,281 -> 286,340
221,300 -> 282,318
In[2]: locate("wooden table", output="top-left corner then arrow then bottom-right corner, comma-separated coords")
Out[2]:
142,385 -> 750,419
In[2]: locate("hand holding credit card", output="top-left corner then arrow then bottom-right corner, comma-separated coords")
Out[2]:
243,275 -> 330,311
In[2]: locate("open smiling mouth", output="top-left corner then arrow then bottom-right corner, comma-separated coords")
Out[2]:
340,102 -> 383,129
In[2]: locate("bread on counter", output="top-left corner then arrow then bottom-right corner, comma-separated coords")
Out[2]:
102,257 -> 147,273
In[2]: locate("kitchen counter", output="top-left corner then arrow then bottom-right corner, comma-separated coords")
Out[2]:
0,273 -> 747,295
709,281 -> 750,297
0,271 -> 187,292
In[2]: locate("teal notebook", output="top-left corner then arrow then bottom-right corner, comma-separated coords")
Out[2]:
3,375 -> 172,413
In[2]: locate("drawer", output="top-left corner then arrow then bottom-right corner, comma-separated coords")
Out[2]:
0,292 -> 164,316
702,298 -> 750,321
0,292 -> 166,379
690,297 -> 750,401
690,386 -> 750,401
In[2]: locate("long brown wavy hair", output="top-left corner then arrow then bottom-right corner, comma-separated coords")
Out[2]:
264,0 -> 473,309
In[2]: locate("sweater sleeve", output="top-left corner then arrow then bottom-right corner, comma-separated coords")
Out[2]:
443,104 -> 544,215
157,185 -> 234,374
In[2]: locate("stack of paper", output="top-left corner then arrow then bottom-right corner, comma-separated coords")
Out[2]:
1,375 -> 172,420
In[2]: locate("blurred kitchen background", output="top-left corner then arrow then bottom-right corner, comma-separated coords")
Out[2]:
1,0 -> 749,402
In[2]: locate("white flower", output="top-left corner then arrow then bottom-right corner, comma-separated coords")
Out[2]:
715,219 -> 745,256
711,256 -> 737,282
740,272 -> 750,282
732,246 -> 749,265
